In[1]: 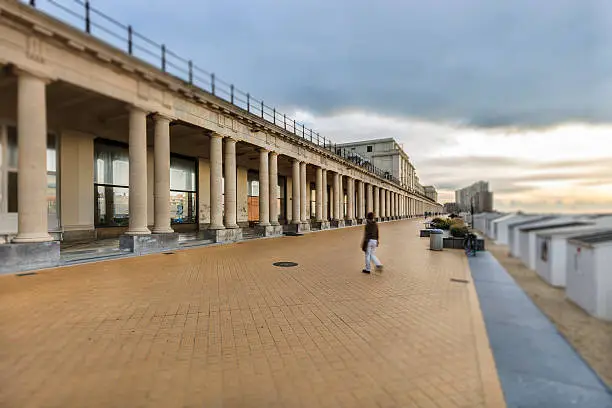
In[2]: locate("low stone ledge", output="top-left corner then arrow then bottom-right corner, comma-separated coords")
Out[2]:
0,241 -> 60,274
254,225 -> 284,237
284,223 -> 310,235
200,228 -> 243,243
330,220 -> 345,228
120,233 -> 179,255
312,221 -> 331,230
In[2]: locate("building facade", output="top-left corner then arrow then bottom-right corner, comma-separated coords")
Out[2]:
337,138 -> 426,193
455,181 -> 493,213
0,1 -> 442,273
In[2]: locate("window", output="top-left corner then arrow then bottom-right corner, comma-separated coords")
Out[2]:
310,182 -> 316,218
94,141 -> 130,227
366,145 -> 372,152
94,141 -> 198,226
170,156 -> 197,224
278,176 -> 286,221
1,126 -> 59,230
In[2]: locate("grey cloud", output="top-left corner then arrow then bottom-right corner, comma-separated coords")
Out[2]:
46,0 -> 612,129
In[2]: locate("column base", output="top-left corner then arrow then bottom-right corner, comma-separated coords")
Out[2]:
312,221 -> 331,230
0,241 -> 60,274
331,220 -> 345,228
201,228 -> 243,243
120,233 -> 178,255
254,224 -> 284,237
284,223 -> 310,235
344,219 -> 357,226
356,218 -> 364,225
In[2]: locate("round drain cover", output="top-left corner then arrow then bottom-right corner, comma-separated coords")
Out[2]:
273,262 -> 298,267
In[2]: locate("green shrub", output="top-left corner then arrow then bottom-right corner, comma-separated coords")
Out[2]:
450,225 -> 469,238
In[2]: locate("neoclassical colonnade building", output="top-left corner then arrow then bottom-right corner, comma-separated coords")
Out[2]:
0,0 -> 442,273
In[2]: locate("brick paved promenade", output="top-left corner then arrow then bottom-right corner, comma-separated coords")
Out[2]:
0,220 -> 505,408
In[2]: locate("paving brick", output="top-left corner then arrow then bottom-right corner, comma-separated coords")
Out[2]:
0,220 -> 505,407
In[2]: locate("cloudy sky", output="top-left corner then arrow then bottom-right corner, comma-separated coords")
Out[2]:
41,0 -> 612,213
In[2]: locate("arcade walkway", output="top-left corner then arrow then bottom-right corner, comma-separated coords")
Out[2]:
0,219 -> 505,407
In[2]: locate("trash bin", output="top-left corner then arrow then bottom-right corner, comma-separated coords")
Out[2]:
429,229 -> 444,251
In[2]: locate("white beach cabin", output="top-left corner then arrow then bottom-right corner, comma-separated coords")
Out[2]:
536,225 -> 612,287
566,231 -> 612,321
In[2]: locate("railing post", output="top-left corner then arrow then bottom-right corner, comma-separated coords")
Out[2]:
85,0 -> 91,33
261,101 -> 264,118
128,25 -> 133,55
29,0 -> 35,7
283,114 -> 286,130
273,108 -> 276,125
188,61 -> 193,84
302,124 -> 305,138
247,93 -> 250,112
310,128 -> 313,142
211,73 -> 215,95
230,85 -> 234,104
161,45 -> 166,72
293,119 -> 296,134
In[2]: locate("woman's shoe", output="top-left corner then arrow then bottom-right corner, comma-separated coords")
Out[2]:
362,269 -> 371,274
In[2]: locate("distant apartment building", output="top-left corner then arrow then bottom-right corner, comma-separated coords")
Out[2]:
455,181 -> 493,213
337,138 -> 417,191
443,202 -> 461,214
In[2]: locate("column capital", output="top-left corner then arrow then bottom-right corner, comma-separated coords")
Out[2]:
258,147 -> 270,153
126,104 -> 149,115
13,66 -> 53,84
225,136 -> 237,143
210,132 -> 224,139
152,113 -> 172,123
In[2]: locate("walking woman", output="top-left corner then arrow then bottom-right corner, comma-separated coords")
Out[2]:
362,212 -> 383,274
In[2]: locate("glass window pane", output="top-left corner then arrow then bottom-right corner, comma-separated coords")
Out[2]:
8,171 -> 17,213
170,191 -> 197,223
170,157 -> 196,191
47,133 -> 56,172
7,126 -> 17,170
94,142 -> 130,186
94,185 -> 130,227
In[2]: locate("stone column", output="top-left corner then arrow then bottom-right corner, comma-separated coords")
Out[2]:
373,186 -> 380,219
315,167 -> 323,222
12,72 -> 53,243
258,149 -> 270,226
380,189 -> 386,219
152,114 -> 173,234
291,159 -> 300,224
209,134 -> 224,230
339,175 -> 344,219
366,184 -> 373,214
358,181 -> 365,220
347,177 -> 355,222
333,172 -> 340,220
385,190 -> 391,219
322,169 -> 328,220
300,162 -> 308,223
224,137 -> 238,229
269,152 -> 279,226
126,106 -> 150,235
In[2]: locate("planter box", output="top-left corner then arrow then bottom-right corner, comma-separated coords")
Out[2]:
443,237 -> 486,250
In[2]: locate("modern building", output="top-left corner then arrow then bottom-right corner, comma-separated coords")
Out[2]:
0,1 -> 442,273
455,181 -> 493,213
